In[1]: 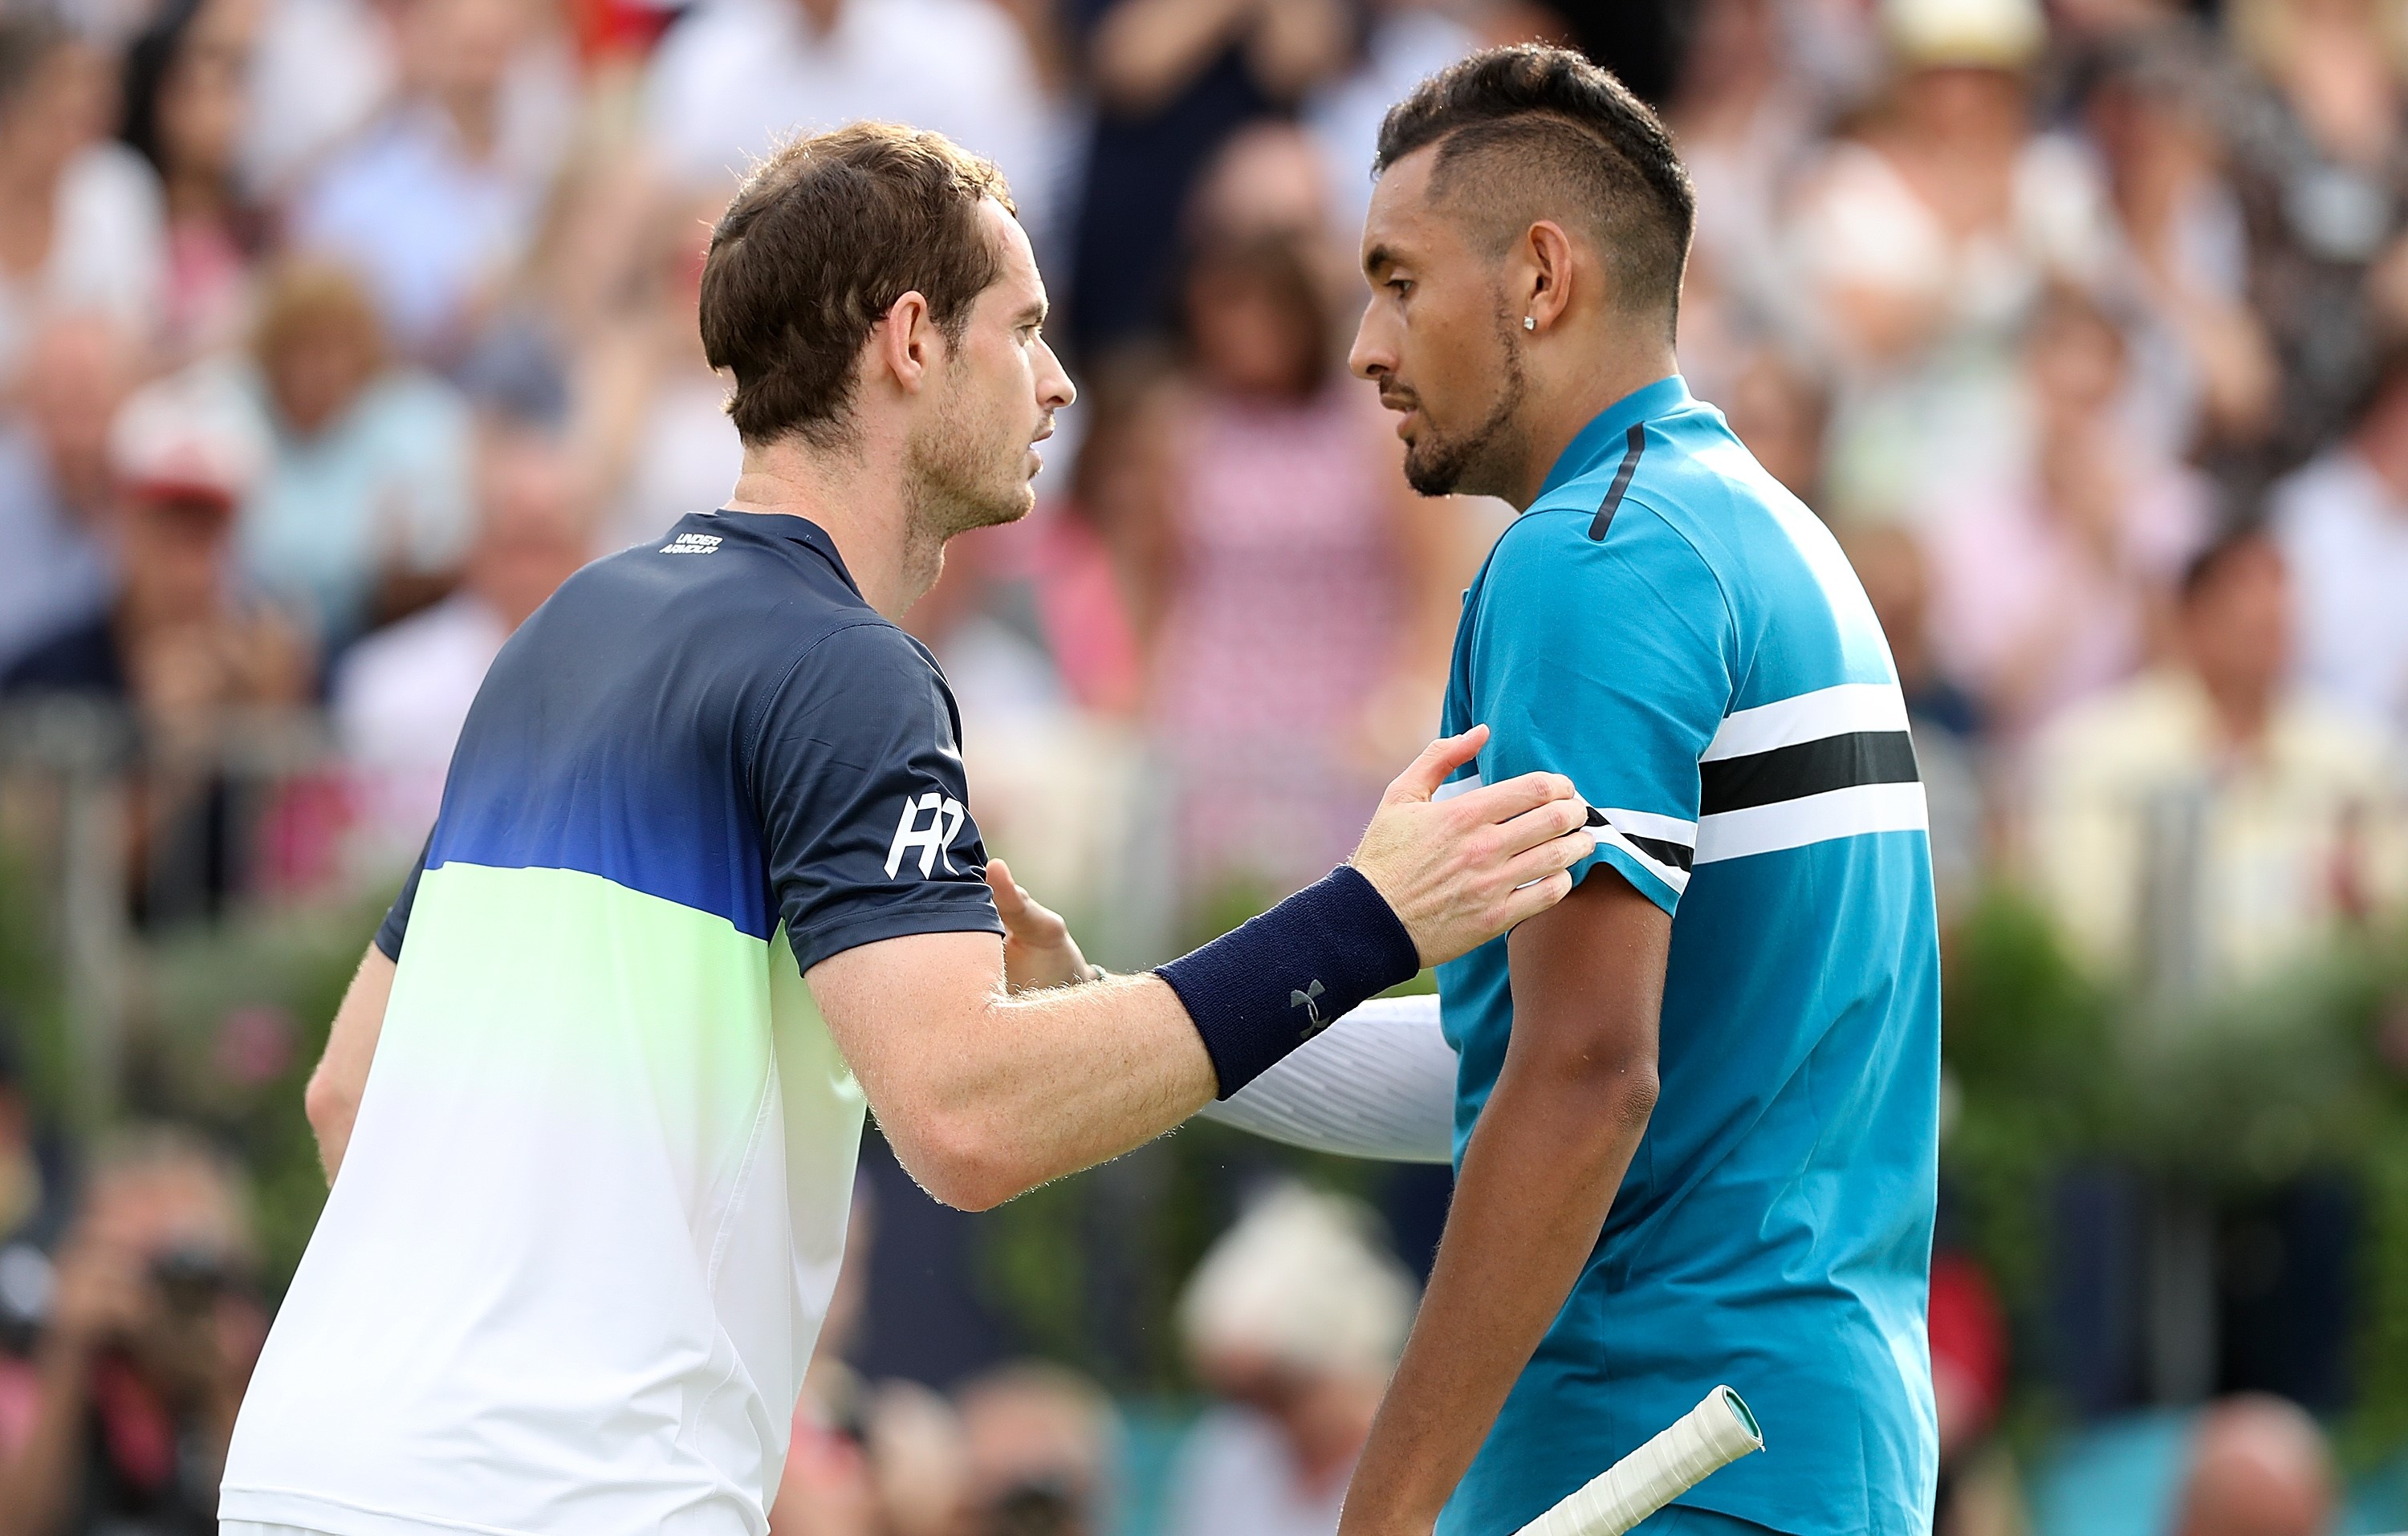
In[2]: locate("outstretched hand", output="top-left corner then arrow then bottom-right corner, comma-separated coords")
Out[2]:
985,857 -> 1096,993
1348,725 -> 1595,968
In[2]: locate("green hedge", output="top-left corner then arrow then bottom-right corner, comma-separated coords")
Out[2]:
1942,890 -> 2408,1454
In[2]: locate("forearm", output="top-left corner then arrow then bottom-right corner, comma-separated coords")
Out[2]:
1090,0 -> 1255,112
305,944 -> 395,1182
821,744 -> 1590,1212
1345,1070 -> 1656,1526
1247,0 -> 1348,100
892,972 -> 1216,1208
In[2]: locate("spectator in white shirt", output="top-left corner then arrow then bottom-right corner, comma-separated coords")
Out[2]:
0,315 -> 134,670
2271,342 -> 2408,736
641,0 -> 1057,241
335,421 -> 593,865
0,14 -> 165,384
288,0 -> 576,360
238,0 -> 395,197
2023,529 -> 2407,989
1784,0 -> 2117,523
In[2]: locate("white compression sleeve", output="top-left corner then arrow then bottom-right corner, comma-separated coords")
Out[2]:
1196,994 -> 1458,1164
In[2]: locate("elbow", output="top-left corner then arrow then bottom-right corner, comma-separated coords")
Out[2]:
1607,1066 -> 1661,1133
883,1104 -> 1028,1213
1520,1051 -> 1658,1138
303,1063 -> 356,1148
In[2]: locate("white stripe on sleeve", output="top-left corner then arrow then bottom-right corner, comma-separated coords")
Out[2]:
1692,781 -> 1928,865
1591,816 -> 1691,896
1596,807 -> 1698,845
1701,683 -> 1910,762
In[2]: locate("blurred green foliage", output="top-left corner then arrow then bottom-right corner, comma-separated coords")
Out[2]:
137,893 -> 384,1290
0,847 -> 387,1294
1941,888 -> 2408,1456
9,846 -> 2408,1447
0,845 -> 69,1113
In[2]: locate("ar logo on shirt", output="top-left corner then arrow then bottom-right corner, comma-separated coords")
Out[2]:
885,789 -> 968,880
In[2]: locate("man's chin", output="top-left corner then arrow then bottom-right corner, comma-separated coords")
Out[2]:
962,484 -> 1035,534
1404,441 -> 1469,498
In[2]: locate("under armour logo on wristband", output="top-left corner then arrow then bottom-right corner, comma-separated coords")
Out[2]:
1290,979 -> 1328,1036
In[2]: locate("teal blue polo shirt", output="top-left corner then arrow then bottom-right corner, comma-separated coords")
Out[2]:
1434,377 -> 1941,1536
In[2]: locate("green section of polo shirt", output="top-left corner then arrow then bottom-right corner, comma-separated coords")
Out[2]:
372,861 -> 864,1189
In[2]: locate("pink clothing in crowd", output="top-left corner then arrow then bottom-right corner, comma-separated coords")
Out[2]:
1149,387 -> 1403,896
1925,468 -> 2207,732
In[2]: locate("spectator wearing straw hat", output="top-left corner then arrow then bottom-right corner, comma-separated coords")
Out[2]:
1163,1184 -> 1418,1536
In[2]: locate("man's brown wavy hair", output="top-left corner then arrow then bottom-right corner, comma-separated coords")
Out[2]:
701,122 -> 1016,449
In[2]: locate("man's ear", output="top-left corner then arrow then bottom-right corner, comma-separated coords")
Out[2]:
1520,220 -> 1576,335
876,291 -> 938,396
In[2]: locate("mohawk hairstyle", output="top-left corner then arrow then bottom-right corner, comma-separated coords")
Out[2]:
1374,44 -> 1696,334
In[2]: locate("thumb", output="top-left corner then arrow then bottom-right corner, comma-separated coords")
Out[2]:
1387,724 -> 1489,804
985,858 -> 1026,917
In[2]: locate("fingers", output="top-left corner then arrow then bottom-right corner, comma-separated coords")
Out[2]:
988,857 -> 1070,946
1481,783 -> 1590,850
1385,724 -> 1490,803
1502,829 -> 1597,888
1495,868 -> 1576,929
1442,769 -> 1580,826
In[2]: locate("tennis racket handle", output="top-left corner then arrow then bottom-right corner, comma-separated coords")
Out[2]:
1513,1385 -> 1765,1536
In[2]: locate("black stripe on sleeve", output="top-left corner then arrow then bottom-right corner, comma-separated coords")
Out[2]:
1584,807 -> 1694,872
1698,730 -> 1921,817
1623,833 -> 1695,872
1587,425 -> 1647,541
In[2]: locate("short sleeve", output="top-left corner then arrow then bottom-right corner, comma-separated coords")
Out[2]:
372,832 -> 430,961
749,622 -> 1003,973
1467,506 -> 1735,915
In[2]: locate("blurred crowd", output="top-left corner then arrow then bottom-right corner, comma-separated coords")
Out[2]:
0,0 -> 2401,963
1,0 -> 2407,1529
764,1180 -> 1420,1536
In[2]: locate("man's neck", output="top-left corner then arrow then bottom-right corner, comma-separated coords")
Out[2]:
724,437 -> 926,619
1506,334 -> 1683,510
2200,671 -> 2276,750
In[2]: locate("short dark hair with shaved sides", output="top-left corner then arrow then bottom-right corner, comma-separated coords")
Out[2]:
1375,45 -> 1696,335
701,121 -> 1015,448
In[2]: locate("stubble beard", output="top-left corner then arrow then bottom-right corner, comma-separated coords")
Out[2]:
1401,308 -> 1530,499
900,372 -> 1035,587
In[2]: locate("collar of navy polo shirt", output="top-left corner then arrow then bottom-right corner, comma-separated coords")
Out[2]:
1533,373 -> 1694,504
706,508 -> 864,599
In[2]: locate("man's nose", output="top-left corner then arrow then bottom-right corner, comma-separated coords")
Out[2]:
1348,307 -> 1390,382
1039,338 -> 1076,409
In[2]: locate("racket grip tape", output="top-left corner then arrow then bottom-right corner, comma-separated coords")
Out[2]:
1513,1385 -> 1765,1536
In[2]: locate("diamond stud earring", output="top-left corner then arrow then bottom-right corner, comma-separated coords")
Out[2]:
1523,315 -> 1536,331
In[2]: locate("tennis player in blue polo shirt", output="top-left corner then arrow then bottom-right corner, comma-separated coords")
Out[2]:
1332,47 -> 1941,1536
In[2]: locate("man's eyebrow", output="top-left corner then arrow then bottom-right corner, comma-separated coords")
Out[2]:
1364,244 -> 1398,278
1015,299 -> 1048,326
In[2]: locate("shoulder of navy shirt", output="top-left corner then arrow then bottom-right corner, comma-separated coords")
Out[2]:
421,509 -> 953,941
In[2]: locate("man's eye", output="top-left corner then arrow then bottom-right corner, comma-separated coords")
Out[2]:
1389,279 -> 1413,298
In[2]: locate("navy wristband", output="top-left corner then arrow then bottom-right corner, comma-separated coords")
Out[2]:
1156,865 -> 1422,1099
